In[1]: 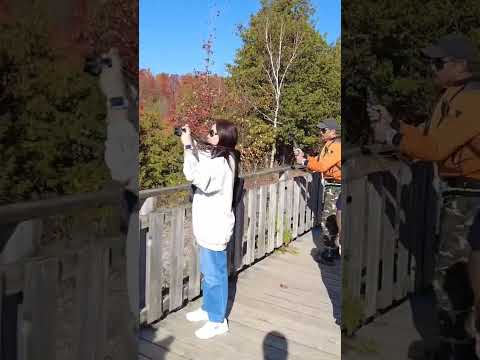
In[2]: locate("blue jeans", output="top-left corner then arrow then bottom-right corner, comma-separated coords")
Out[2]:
199,246 -> 228,323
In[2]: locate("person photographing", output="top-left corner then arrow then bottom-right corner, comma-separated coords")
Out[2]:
180,120 -> 239,340
294,118 -> 342,266
369,34 -> 480,359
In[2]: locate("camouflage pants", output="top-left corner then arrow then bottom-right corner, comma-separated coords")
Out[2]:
321,185 -> 340,248
434,193 -> 478,344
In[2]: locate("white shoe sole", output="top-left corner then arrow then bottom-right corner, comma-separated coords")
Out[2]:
185,311 -> 208,322
194,327 -> 229,340
194,322 -> 229,340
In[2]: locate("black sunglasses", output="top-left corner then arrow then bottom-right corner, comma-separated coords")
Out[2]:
431,57 -> 452,71
208,129 -> 218,137
320,128 -> 328,134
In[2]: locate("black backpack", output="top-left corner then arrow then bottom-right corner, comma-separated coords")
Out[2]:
230,151 -> 245,209
232,175 -> 245,209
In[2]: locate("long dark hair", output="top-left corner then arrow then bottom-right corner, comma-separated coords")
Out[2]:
211,119 -> 239,171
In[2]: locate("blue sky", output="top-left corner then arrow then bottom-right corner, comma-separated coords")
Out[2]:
140,0 -> 340,76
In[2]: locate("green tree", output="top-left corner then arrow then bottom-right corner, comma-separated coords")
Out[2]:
139,106 -> 185,189
0,18 -> 109,204
227,0 -> 340,167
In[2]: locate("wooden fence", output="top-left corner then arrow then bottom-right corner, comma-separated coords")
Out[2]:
343,152 -> 438,330
0,187 -> 136,360
139,166 -> 334,325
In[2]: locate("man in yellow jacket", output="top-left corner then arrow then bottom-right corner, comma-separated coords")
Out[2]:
370,34 -> 480,359
295,118 -> 341,265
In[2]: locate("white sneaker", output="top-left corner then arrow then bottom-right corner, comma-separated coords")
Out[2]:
194,320 -> 229,339
185,308 -> 209,322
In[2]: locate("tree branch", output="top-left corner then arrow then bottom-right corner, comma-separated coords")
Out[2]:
262,62 -> 276,92
277,21 -> 284,76
250,101 -> 281,125
232,78 -> 282,125
279,31 -> 302,90
264,18 -> 279,94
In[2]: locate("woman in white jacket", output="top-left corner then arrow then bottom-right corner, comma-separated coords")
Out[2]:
180,120 -> 238,340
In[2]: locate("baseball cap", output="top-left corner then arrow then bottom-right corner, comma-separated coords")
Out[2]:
422,34 -> 479,62
317,118 -> 340,131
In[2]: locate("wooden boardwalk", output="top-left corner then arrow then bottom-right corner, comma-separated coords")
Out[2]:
343,296 -> 429,359
139,228 -> 341,360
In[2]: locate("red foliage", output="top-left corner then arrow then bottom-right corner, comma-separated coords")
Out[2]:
139,69 -> 181,126
172,36 -> 219,137
84,0 -> 138,82
140,6 -> 235,138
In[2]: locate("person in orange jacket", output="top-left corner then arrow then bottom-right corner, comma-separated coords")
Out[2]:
370,34 -> 480,359
295,118 -> 341,265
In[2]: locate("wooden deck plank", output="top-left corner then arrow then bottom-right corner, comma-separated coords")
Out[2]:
298,177 -> 307,235
395,168 -> 410,300
226,319 -> 337,360
144,316 -> 259,360
139,338 -> 189,360
234,193 -> 246,271
23,259 -> 58,360
266,183 -> 278,254
155,310 -> 307,360
242,189 -> 250,267
364,179 -> 383,318
292,179 -> 300,237
146,212 -> 164,323
349,178 -> 367,299
187,241 -> 200,300
230,284 -> 337,323
246,189 -> 258,265
305,174 -> 313,230
170,208 -> 185,311
140,230 -> 340,360
256,186 -> 268,259
343,301 -> 422,360
310,174 -> 319,228
285,179 -> 294,237
230,294 -> 338,337
247,260 -> 341,293
227,301 -> 339,356
276,180 -> 286,248
378,181 -> 396,309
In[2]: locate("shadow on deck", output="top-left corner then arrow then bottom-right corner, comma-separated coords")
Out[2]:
139,229 -> 341,360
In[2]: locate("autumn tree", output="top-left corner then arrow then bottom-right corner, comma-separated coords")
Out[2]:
173,37 -> 224,137
85,0 -> 138,83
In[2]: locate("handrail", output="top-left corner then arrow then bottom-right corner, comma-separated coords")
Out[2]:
138,165 -> 307,200
0,166 -> 309,223
342,144 -> 399,161
0,186 -> 122,225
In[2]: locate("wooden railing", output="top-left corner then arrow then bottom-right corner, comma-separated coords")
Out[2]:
0,186 -> 136,360
343,151 -> 437,332
139,166 -> 335,325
